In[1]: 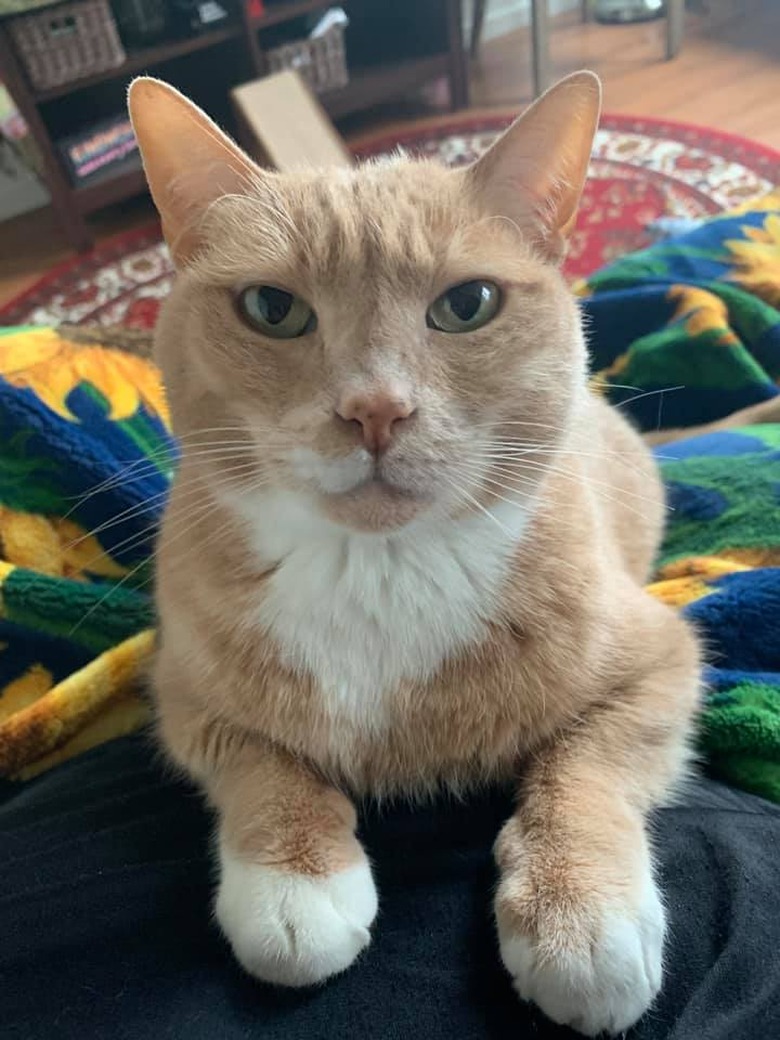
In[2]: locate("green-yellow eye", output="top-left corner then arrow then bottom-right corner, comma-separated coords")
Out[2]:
426,280 -> 501,333
237,286 -> 316,339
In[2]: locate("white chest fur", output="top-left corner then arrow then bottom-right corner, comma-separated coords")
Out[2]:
231,491 -> 528,732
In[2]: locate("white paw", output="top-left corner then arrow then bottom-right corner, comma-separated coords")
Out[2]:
498,875 -> 665,1037
215,843 -> 378,987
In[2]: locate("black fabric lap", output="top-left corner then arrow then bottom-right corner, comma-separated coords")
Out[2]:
1,735 -> 779,1040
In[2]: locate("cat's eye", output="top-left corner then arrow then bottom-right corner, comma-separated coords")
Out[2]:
237,285 -> 316,339
426,280 -> 501,333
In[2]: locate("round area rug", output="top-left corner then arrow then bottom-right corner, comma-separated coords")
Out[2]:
2,112 -> 779,331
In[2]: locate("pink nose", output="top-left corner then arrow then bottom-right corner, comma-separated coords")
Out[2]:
337,391 -> 416,454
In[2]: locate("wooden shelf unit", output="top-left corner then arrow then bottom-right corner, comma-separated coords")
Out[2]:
250,0 -> 333,30
31,23 -> 244,103
323,52 -> 451,120
0,0 -> 468,252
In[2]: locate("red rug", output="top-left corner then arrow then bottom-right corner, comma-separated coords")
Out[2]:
2,112 -> 778,331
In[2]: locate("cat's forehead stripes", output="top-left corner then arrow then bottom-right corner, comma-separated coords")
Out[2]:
201,162 -> 464,295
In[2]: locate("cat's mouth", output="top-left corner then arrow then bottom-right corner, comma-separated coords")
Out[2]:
291,448 -> 440,530
300,448 -> 427,500
349,474 -> 420,500
318,468 -> 433,532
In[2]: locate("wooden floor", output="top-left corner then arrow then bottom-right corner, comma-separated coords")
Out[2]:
1,0 -> 779,311
470,0 -> 780,140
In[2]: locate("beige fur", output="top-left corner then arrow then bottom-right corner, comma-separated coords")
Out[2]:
129,73 -> 701,1036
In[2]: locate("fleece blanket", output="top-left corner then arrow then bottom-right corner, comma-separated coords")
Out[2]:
580,193 -> 780,429
0,202 -> 779,797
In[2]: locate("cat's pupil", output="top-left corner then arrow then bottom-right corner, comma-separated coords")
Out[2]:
448,282 -> 484,321
258,287 -> 293,325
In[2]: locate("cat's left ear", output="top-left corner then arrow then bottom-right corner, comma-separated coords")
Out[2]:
464,71 -> 601,260
128,77 -> 261,265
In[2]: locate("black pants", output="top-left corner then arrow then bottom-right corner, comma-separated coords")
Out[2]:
2,734 -> 779,1040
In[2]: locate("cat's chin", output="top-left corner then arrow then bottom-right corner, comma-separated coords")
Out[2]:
319,478 -> 430,533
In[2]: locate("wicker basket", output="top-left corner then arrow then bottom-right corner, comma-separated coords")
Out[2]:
266,22 -> 348,95
9,0 -> 126,92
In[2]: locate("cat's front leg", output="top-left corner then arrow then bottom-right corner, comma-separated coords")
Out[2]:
202,731 -> 377,986
495,607 -> 700,1037
496,792 -> 664,1037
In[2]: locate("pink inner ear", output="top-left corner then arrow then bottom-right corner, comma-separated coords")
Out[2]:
465,74 -> 600,250
130,77 -> 263,265
478,168 -> 571,264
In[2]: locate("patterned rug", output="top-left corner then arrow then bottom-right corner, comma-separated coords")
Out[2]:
2,112 -> 779,331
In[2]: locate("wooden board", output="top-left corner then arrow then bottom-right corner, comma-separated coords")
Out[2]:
232,69 -> 352,170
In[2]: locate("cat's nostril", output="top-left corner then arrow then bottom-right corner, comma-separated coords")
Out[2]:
336,393 -> 417,454
338,415 -> 365,438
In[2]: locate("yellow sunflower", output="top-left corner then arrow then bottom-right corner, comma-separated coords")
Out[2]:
725,212 -> 780,308
646,556 -> 747,608
667,285 -> 740,346
725,190 -> 780,217
0,506 -> 129,580
0,327 -> 170,425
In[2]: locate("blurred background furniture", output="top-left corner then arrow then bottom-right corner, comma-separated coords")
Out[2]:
0,0 -> 469,251
471,0 -> 685,96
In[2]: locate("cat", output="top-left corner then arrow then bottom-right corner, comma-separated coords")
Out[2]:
128,71 -> 701,1037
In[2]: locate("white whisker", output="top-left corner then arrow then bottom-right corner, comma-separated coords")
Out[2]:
68,557 -> 151,638
614,386 -> 684,409
439,472 -> 515,537
490,457 -> 663,511
63,452 -> 261,552
70,460 -> 261,574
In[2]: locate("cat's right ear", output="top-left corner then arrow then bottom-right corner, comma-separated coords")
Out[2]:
128,77 -> 261,265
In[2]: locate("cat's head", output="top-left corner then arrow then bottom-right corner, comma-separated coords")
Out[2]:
129,73 -> 600,534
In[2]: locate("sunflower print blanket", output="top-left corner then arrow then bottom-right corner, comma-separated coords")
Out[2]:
580,194 -> 780,430
0,201 -> 779,801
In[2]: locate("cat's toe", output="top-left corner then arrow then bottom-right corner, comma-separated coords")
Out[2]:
497,875 -> 665,1037
215,846 -> 377,987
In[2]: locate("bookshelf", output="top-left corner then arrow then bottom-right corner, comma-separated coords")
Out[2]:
0,0 -> 468,251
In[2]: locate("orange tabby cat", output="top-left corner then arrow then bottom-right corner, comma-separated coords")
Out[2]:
129,72 -> 701,1037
